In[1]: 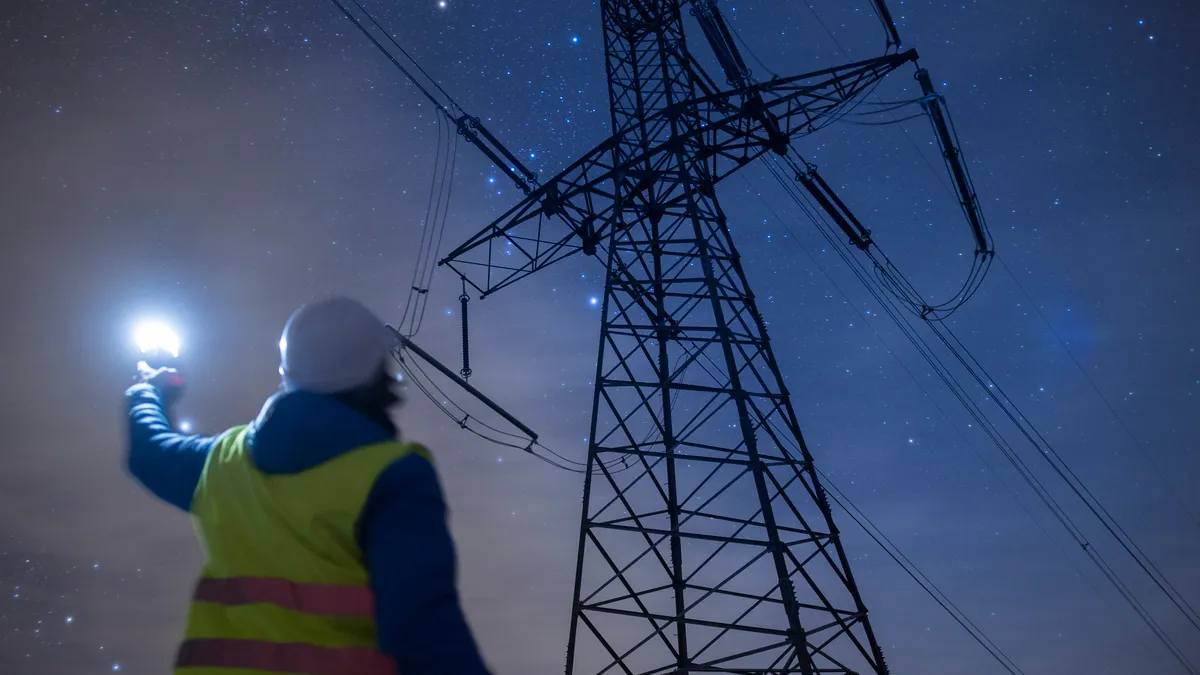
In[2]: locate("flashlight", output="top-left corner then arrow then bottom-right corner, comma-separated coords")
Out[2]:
134,321 -> 185,393
134,321 -> 182,369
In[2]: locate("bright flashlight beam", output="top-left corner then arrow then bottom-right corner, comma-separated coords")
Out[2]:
134,321 -> 181,358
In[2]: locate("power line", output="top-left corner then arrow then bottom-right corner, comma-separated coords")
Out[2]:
741,169 -> 1080,670
407,129 -> 458,336
784,153 -> 992,320
345,0 -> 463,113
327,0 -> 539,195
397,114 -> 447,335
326,0 -> 458,120
741,29 -> 1194,635
767,29 -> 1200,629
739,170 -> 1174,665
993,254 -> 1200,532
394,342 -> 648,476
798,0 -> 958,200
397,346 -> 594,473
758,154 -> 1200,674
819,472 -> 1027,675
725,3 -> 989,320
938,322 -> 1200,634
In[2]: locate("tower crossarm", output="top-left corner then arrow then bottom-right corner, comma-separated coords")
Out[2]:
438,49 -> 916,299
689,49 -> 918,182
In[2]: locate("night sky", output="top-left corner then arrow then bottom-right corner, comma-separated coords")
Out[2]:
2,0 -> 1198,673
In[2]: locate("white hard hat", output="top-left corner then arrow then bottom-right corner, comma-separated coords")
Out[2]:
278,297 -> 396,394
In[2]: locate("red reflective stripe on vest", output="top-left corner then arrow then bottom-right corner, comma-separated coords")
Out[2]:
177,638 -> 394,675
194,577 -> 374,617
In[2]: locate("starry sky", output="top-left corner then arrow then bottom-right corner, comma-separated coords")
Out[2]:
1,0 -> 1198,673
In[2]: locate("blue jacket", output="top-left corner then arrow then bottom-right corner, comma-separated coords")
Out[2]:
125,383 -> 491,675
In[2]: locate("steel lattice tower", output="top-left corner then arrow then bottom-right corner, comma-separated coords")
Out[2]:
566,4 -> 882,673
441,1 -> 918,672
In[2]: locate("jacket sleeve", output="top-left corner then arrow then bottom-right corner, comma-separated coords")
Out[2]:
125,382 -> 216,512
359,454 -> 492,675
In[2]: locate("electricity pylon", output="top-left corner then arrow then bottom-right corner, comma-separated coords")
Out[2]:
442,1 -> 917,672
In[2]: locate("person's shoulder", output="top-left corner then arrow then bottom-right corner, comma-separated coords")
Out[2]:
383,444 -> 436,480
398,440 -> 433,463
371,445 -> 441,498
213,424 -> 252,448
358,446 -> 445,540
204,425 -> 255,463
342,439 -> 433,474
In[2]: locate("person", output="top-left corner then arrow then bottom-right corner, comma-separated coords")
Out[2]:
124,296 -> 492,675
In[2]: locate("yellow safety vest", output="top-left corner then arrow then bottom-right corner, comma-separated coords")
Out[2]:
176,425 -> 429,675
